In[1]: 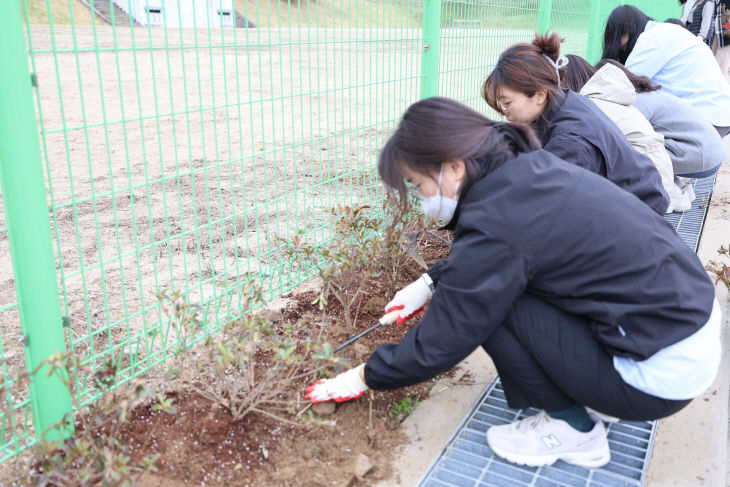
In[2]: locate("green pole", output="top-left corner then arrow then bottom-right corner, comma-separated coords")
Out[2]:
586,0 -> 605,64
537,0 -> 552,35
420,0 -> 442,99
0,2 -> 73,441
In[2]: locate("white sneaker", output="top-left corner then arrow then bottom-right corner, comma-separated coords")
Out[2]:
486,411 -> 611,468
585,407 -> 620,424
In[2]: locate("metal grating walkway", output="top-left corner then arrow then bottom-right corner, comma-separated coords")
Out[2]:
419,380 -> 657,487
663,175 -> 716,252
417,175 -> 716,487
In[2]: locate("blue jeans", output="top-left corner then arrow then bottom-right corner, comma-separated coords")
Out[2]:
677,161 -> 722,179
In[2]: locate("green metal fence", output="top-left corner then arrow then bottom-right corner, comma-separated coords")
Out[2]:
0,0 -> 681,462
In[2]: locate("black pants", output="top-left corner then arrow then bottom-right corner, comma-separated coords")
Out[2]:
482,293 -> 691,422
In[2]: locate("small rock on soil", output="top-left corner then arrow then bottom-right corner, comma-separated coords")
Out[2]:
312,401 -> 337,416
353,453 -> 373,480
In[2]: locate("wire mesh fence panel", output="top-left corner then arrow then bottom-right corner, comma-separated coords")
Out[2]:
0,0 -> 684,463
586,1 -> 683,61
0,276 -> 33,462
437,1 -> 592,118
2,0 -> 426,459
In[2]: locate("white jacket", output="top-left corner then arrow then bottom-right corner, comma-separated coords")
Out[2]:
626,21 -> 730,127
579,64 -> 674,194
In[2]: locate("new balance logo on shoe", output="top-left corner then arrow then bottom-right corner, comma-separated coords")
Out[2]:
487,411 -> 610,468
541,434 -> 561,448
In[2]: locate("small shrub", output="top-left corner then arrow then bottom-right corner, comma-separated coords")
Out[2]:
706,244 -> 730,291
283,201 -> 429,328
282,205 -> 383,329
161,283 -> 343,423
0,361 -> 34,457
376,195 -> 430,296
4,351 -> 168,486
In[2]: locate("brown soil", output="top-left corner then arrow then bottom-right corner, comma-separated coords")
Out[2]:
103,232 -> 451,487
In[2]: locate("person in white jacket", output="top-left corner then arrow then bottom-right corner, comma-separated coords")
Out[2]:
602,5 -> 730,137
561,57 -> 681,211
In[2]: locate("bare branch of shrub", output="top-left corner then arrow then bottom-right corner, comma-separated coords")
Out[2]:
2,350 -> 169,486
162,282 -> 344,423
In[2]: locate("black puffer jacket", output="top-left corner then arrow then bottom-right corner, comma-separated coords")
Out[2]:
535,89 -> 669,215
364,150 -> 713,390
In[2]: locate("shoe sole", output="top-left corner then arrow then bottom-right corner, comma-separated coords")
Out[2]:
488,444 -> 611,469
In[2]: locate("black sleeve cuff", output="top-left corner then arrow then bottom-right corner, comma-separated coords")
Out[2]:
426,259 -> 448,286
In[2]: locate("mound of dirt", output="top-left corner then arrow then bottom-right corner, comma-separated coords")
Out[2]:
115,233 -> 452,486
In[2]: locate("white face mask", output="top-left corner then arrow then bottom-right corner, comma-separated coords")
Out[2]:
419,165 -> 461,224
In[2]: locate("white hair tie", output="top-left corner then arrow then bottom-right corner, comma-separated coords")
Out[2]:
542,54 -> 569,87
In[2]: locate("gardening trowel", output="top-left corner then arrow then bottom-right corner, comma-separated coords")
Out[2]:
402,232 -> 428,270
333,309 -> 402,353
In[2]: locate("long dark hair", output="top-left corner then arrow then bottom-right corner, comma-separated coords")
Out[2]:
560,54 -> 596,92
378,97 -> 541,204
594,59 -> 661,92
602,5 -> 652,64
482,32 -> 565,116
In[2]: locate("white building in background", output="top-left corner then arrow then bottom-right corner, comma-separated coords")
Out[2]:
114,0 -> 236,28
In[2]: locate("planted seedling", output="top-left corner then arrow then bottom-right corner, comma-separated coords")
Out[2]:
162,281 -> 344,423
282,205 -> 382,330
3,350 -> 169,486
375,195 -> 430,296
282,200 -> 429,329
706,244 -> 730,291
388,395 -> 422,421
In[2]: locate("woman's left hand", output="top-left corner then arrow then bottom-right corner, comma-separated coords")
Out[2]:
305,364 -> 368,403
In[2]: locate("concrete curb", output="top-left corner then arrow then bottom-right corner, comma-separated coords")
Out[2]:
645,143 -> 730,486
373,349 -> 497,487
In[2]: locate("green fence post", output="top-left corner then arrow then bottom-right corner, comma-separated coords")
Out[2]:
538,0 -> 553,35
420,0 -> 442,99
586,0 -> 604,64
0,2 -> 73,441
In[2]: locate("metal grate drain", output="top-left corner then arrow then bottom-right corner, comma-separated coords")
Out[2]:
418,380 -> 657,487
663,175 -> 716,252
417,175 -> 716,487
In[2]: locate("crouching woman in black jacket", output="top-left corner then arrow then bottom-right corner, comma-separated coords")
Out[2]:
304,97 -> 721,469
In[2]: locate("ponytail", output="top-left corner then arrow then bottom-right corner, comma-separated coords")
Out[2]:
532,32 -> 563,63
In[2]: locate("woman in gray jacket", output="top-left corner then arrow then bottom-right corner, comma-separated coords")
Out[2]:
596,59 -> 726,179
560,57 -> 674,201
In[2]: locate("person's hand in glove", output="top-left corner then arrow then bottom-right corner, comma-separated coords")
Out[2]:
385,273 -> 434,325
305,364 -> 368,403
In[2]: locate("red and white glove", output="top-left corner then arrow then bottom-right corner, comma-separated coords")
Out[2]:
385,273 -> 434,325
305,364 -> 368,404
